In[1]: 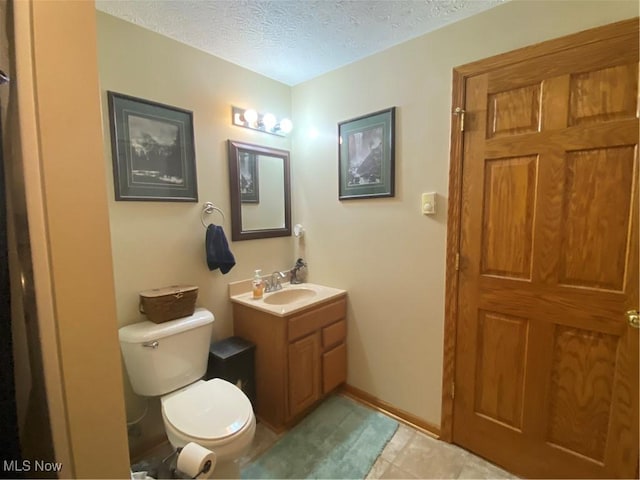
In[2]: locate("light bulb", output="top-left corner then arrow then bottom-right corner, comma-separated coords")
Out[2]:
262,113 -> 277,131
279,118 -> 293,133
243,109 -> 258,125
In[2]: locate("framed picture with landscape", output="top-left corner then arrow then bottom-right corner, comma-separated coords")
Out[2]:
338,107 -> 395,200
107,91 -> 198,201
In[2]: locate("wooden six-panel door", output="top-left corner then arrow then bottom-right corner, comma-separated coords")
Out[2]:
453,22 -> 639,479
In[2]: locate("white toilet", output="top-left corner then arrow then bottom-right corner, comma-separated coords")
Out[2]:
119,308 -> 256,478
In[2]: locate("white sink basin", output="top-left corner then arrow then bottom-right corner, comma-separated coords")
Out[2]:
263,287 -> 317,305
229,282 -> 346,316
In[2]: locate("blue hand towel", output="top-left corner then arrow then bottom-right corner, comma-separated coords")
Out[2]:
205,224 -> 235,274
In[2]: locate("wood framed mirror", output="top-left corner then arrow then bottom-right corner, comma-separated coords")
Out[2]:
227,140 -> 291,241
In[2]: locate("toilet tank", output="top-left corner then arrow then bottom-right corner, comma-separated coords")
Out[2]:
118,308 -> 214,396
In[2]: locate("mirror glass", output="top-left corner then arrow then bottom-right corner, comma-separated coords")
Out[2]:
227,140 -> 291,241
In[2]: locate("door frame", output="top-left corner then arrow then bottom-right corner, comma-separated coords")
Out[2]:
440,17 -> 639,443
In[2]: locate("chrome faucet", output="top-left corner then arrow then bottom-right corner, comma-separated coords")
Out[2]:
265,271 -> 286,292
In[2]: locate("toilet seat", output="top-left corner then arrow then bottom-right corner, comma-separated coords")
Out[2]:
162,378 -> 253,441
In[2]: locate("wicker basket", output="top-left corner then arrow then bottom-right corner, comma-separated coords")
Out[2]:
138,285 -> 198,324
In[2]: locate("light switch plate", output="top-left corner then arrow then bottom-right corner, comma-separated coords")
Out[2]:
422,192 -> 436,215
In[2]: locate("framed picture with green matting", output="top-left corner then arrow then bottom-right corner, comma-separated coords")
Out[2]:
107,91 -> 198,202
338,107 -> 396,200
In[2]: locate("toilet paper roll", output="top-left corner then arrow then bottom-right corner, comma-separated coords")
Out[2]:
177,442 -> 217,479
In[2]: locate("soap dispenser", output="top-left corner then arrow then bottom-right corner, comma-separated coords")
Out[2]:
252,270 -> 264,299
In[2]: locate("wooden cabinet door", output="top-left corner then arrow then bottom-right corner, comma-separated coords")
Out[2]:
288,332 -> 321,418
453,22 -> 638,479
322,343 -> 347,394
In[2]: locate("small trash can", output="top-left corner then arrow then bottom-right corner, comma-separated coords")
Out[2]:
206,336 -> 256,409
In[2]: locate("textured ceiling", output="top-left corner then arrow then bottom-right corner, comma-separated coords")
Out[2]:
96,0 -> 504,86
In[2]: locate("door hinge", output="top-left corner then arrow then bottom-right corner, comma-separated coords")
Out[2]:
451,381 -> 455,399
455,253 -> 460,271
454,107 -> 465,132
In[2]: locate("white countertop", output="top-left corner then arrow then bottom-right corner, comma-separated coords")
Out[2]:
229,282 -> 347,317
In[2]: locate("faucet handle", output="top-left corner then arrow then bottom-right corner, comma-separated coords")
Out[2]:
264,271 -> 287,292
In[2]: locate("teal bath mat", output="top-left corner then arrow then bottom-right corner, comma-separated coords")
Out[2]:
241,395 -> 398,479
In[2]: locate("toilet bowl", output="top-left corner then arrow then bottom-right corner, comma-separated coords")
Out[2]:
118,309 -> 256,478
161,379 -> 256,465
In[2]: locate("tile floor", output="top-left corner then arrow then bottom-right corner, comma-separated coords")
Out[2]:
239,412 -> 517,479
365,423 -> 515,479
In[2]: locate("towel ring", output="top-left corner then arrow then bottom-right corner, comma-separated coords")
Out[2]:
201,202 -> 225,228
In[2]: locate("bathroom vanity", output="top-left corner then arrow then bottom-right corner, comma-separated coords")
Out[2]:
229,283 -> 347,431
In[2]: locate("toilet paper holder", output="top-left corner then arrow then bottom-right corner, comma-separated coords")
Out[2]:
191,458 -> 212,479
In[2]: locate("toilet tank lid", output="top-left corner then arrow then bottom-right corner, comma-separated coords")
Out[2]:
119,308 -> 214,344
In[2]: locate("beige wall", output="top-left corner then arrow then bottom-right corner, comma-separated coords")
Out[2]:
11,0 -> 634,475
291,0 -> 638,428
96,12 -> 295,451
96,12 -> 294,336
13,1 -> 130,477
94,0 -> 638,456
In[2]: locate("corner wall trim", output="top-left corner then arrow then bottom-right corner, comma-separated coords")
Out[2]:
340,384 -> 441,439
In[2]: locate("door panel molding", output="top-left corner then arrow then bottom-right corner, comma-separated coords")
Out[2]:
441,16 -> 639,447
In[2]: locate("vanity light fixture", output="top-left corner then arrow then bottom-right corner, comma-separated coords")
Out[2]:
232,106 -> 293,136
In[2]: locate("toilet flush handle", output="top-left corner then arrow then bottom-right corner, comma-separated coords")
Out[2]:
142,340 -> 159,349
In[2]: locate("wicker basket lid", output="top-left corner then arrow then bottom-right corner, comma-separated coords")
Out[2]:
139,284 -> 198,298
